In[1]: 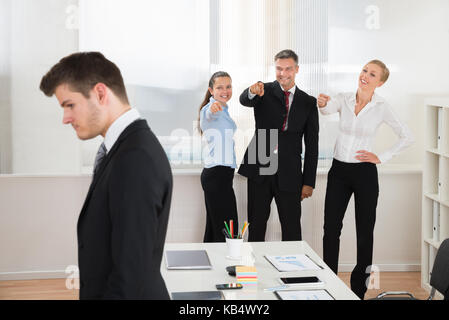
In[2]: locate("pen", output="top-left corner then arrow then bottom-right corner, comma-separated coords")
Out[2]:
222,228 -> 231,239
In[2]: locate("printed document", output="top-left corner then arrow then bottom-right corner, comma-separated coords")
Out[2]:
265,254 -> 321,272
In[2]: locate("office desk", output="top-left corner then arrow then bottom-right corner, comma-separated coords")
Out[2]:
161,241 -> 359,300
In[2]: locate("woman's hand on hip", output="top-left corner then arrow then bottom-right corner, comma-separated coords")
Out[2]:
355,150 -> 381,164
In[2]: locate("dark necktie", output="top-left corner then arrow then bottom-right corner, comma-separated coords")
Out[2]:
281,91 -> 291,131
93,142 -> 107,175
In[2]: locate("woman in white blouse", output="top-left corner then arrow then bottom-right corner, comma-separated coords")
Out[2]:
317,60 -> 414,299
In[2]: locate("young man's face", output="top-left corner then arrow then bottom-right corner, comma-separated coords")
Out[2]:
55,84 -> 106,140
275,58 -> 299,91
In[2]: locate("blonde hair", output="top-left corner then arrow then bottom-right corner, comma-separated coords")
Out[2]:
367,59 -> 390,83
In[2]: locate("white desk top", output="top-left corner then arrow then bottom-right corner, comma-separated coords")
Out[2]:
161,241 -> 359,300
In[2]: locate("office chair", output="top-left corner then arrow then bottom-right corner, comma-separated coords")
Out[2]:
371,238 -> 449,300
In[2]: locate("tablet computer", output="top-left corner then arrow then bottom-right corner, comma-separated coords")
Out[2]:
165,250 -> 212,270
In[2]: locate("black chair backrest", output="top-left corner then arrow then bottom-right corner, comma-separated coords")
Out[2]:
430,238 -> 449,299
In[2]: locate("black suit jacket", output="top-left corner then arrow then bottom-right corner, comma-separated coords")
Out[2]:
77,119 -> 172,300
238,81 -> 319,193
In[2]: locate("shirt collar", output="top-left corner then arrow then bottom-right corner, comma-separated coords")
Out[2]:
350,91 -> 384,104
104,108 -> 141,153
287,85 -> 296,96
280,84 -> 296,96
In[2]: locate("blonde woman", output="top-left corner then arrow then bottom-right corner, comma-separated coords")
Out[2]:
318,60 -> 414,299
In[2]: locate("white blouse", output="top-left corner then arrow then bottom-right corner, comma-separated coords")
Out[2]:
319,92 -> 415,164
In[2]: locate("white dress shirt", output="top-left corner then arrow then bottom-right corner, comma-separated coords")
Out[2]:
248,84 -> 296,130
104,108 -> 141,153
319,92 -> 414,164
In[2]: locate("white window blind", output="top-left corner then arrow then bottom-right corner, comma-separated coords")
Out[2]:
210,0 -> 333,168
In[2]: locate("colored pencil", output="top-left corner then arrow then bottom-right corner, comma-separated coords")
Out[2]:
224,221 -> 231,238
241,222 -> 250,238
239,221 -> 247,239
230,220 -> 234,239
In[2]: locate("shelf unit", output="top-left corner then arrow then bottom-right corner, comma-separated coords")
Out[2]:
422,98 -> 449,296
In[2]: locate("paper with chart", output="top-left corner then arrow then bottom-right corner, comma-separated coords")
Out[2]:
265,254 -> 321,272
275,289 -> 334,300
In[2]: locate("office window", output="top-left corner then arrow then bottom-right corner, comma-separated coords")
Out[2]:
78,0 -> 210,170
1,0 -> 447,174
79,0 -> 331,169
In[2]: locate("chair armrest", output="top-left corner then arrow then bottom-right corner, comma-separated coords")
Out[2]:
376,291 -> 416,299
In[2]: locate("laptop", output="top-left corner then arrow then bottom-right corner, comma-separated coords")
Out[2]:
165,250 -> 212,270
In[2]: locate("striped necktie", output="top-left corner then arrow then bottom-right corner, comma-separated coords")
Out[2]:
93,142 -> 107,175
281,91 -> 291,131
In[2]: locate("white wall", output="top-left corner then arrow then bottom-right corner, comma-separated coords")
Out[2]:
328,0 -> 449,166
0,0 -> 12,173
0,167 -> 421,280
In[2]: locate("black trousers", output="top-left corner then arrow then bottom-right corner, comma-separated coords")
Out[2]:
247,174 -> 302,242
323,159 -> 379,300
201,166 -> 239,242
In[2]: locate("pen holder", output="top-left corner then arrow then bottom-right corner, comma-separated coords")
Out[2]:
226,237 -> 243,260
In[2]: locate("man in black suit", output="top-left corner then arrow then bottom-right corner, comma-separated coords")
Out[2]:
239,49 -> 319,241
39,52 -> 172,299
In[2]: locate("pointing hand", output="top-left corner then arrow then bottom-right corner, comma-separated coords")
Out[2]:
210,101 -> 223,114
317,94 -> 330,108
249,81 -> 265,97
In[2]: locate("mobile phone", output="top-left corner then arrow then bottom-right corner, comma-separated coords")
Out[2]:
278,276 -> 323,285
215,283 -> 243,290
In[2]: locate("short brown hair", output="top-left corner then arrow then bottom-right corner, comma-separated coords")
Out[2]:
367,59 -> 390,83
39,52 -> 129,104
274,49 -> 299,65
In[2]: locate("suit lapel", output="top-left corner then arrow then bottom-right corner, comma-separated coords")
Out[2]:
287,86 -> 303,121
78,120 -> 148,220
272,81 -> 290,130
273,81 -> 286,107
